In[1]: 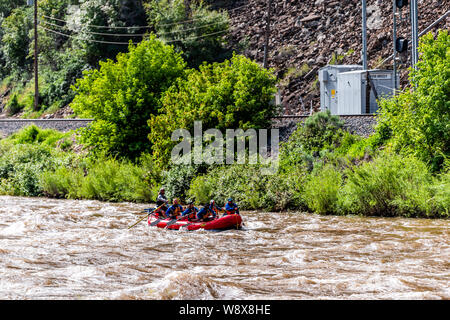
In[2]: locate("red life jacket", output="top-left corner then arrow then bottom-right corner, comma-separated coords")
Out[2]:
186,208 -> 198,220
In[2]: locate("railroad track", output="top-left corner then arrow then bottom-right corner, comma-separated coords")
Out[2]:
0,118 -> 94,136
0,114 -> 377,137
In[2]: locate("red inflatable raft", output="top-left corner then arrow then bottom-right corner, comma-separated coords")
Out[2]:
148,214 -> 242,231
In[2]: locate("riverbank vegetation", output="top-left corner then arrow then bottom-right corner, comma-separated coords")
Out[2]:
0,1 -> 448,221
0,0 -> 232,117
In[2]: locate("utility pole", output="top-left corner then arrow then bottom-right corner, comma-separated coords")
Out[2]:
410,0 -> 419,70
361,0 -> 368,70
392,0 -> 398,90
263,0 -> 272,69
33,0 -> 39,111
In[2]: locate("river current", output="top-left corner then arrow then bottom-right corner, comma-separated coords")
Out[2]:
0,196 -> 448,300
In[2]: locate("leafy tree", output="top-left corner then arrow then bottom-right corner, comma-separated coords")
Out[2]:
66,0 -> 148,66
279,110 -> 345,172
377,30 -> 449,171
148,54 -> 278,168
0,0 -> 26,17
71,35 -> 186,160
146,0 -> 230,67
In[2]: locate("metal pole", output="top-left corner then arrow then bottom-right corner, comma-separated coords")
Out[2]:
263,0 -> 272,69
34,0 -> 39,111
362,0 -> 368,70
392,0 -> 397,89
411,0 -> 419,70
374,10 -> 450,69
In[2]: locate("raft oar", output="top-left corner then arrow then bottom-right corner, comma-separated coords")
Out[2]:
127,204 -> 164,230
165,215 -> 189,228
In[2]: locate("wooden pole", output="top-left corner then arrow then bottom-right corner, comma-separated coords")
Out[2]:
263,0 -> 272,69
34,0 -> 39,111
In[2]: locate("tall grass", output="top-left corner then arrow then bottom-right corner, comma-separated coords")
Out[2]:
303,164 -> 342,215
40,158 -> 155,203
339,153 -> 446,218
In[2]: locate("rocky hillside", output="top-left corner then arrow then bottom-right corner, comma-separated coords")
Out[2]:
219,0 -> 449,115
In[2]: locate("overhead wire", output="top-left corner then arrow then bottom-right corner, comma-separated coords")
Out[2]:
39,24 -> 231,45
39,2 -> 250,30
40,18 -> 229,37
39,25 -> 140,45
38,3 -> 250,45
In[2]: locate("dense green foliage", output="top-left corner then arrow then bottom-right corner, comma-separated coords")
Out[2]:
377,30 -> 449,171
149,54 -> 278,167
0,4 -> 447,221
71,36 -> 186,159
1,6 -> 33,74
146,0 -> 230,67
0,125 -> 158,202
0,0 -> 231,116
185,110 -> 449,218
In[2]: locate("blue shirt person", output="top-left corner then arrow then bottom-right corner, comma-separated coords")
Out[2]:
197,205 -> 216,221
224,198 -> 239,216
208,200 -> 223,216
182,202 -> 199,220
165,199 -> 183,219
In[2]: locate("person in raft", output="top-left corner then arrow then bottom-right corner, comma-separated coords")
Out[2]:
154,188 -> 169,218
209,199 -> 224,214
223,198 -> 240,216
165,198 -> 184,219
196,202 -> 218,221
182,201 -> 199,221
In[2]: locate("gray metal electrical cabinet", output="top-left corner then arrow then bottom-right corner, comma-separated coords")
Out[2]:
319,65 -> 363,114
336,69 -> 398,115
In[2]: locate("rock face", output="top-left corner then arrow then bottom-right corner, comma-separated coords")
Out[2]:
218,0 -> 449,115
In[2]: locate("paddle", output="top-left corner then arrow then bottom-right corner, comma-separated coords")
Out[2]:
165,215 -> 187,228
127,204 -> 164,229
149,213 -> 165,227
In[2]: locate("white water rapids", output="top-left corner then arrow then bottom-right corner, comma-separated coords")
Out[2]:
0,196 -> 448,300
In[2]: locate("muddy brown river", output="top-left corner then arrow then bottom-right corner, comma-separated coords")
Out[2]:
0,196 -> 448,300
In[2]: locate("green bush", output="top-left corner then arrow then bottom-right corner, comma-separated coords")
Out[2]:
6,124 -> 70,148
146,0 -> 230,67
303,164 -> 342,215
187,163 -> 306,211
149,54 -> 278,168
71,35 -> 186,160
1,6 -> 33,73
297,110 -> 344,155
339,153 -> 438,217
162,164 -> 200,202
279,111 -> 347,173
0,142 -> 64,196
6,94 -> 23,115
377,30 -> 449,171
40,157 -> 156,203
76,158 -> 152,202
40,166 -> 83,199
429,171 -> 450,217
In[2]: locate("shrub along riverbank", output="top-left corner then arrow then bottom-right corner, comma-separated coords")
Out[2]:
0,112 -> 448,218
0,31 -> 448,219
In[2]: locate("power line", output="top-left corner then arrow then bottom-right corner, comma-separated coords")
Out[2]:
39,25 -> 230,45
163,29 -> 230,43
41,20 -> 148,37
39,3 -> 250,30
39,25 -> 139,45
41,15 -> 151,29
41,17 -> 229,37
153,3 -> 251,27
